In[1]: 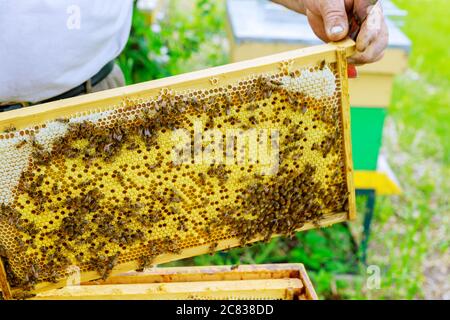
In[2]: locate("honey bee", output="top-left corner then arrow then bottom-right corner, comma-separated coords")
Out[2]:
269,79 -> 283,87
190,97 -> 201,111
29,136 -> 43,151
77,179 -> 92,189
55,117 -> 69,123
319,59 -> 326,70
126,141 -> 139,150
35,174 -> 45,185
23,222 -> 39,237
236,91 -> 244,104
75,253 -> 84,263
248,116 -> 257,124
262,87 -> 273,99
137,255 -> 154,272
230,264 -> 239,271
246,87 -> 256,102
115,172 -> 125,183
283,118 -> 291,126
15,139 -> 27,149
169,206 -> 180,215
0,244 -> 7,258
178,220 -> 188,232
45,270 -> 60,283
301,102 -> 308,114
208,242 -> 218,255
223,93 -> 232,105
13,292 -> 36,300
170,195 -> 182,203
246,104 -> 258,112
198,172 -> 206,185
3,125 -> 16,133
208,95 -> 216,106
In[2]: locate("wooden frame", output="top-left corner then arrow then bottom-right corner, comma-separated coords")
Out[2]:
0,40 -> 356,296
0,40 -> 354,129
31,264 -> 318,300
0,257 -> 12,300
336,47 -> 356,220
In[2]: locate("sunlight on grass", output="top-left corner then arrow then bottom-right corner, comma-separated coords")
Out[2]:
360,0 -> 450,299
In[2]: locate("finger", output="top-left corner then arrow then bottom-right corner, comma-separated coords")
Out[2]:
353,0 -> 377,22
349,48 -> 385,65
306,9 -> 329,42
318,0 -> 349,41
348,28 -> 388,65
355,2 -> 383,52
373,51 -> 385,62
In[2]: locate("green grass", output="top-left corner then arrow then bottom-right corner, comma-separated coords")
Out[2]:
343,0 -> 450,299
391,0 -> 450,164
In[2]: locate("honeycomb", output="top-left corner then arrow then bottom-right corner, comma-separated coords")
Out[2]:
0,44 -> 354,294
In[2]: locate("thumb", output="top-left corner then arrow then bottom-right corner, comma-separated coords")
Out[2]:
319,0 -> 349,41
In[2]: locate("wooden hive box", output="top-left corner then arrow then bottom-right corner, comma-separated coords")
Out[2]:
29,264 -> 318,300
0,40 -> 355,299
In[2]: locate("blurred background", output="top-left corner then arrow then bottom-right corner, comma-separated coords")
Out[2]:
118,0 -> 449,299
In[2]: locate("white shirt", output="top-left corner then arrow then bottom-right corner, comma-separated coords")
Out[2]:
0,0 -> 133,103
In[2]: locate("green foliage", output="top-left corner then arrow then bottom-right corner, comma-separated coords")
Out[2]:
166,222 -> 361,299
118,0 -> 228,84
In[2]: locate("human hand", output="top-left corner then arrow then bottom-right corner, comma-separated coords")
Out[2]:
273,0 -> 389,65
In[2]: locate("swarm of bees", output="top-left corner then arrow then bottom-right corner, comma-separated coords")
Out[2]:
0,59 -> 352,294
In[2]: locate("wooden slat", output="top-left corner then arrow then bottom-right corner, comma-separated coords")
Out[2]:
0,257 -> 13,300
297,264 -> 318,300
229,41 -> 408,76
33,278 -> 303,300
0,40 -> 355,130
336,47 -> 357,221
85,263 -> 304,285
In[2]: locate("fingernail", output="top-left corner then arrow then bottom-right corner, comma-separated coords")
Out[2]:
330,25 -> 344,35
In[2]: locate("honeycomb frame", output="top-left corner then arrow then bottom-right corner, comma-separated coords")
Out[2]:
0,40 -> 356,298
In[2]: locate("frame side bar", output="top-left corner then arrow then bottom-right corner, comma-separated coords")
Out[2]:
0,257 -> 13,300
336,46 -> 357,220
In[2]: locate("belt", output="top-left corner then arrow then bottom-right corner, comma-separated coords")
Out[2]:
0,60 -> 115,112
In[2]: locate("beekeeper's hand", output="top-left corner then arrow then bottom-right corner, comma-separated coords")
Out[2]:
271,0 -> 389,65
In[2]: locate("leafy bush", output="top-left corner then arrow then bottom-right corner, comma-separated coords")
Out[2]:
118,0 -> 228,84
